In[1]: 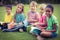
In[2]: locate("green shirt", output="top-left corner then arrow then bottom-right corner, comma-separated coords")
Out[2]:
46,15 -> 58,34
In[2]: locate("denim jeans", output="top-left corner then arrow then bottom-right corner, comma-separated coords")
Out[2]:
3,25 -> 26,32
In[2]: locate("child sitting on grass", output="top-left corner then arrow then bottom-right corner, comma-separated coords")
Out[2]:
32,4 -> 47,40
36,4 -> 58,40
3,3 -> 26,32
40,4 -> 58,38
0,5 -> 13,30
25,1 -> 39,33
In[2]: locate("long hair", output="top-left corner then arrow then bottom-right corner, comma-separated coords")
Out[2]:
16,3 -> 24,13
14,3 -> 24,22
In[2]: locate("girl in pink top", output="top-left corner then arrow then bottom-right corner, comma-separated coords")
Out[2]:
27,1 -> 39,25
32,4 -> 47,40
27,1 -> 39,33
38,4 -> 47,31
38,14 -> 47,29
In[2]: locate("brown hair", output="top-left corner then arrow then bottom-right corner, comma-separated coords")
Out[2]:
16,3 -> 24,13
5,5 -> 12,10
14,3 -> 24,22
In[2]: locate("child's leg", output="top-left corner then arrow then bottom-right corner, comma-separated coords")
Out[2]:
21,26 -> 27,32
37,35 -> 45,40
0,23 -> 3,30
50,32 -> 57,38
33,29 -> 41,35
19,26 -> 27,32
8,22 -> 16,29
2,28 -> 13,32
40,32 -> 52,38
30,26 -> 39,33
2,23 -> 8,29
18,21 -> 27,32
8,23 -> 14,29
3,26 -> 20,32
30,26 -> 44,40
30,28 -> 41,38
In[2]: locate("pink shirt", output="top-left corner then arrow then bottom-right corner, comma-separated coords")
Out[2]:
39,14 -> 47,27
28,11 -> 39,24
39,15 -> 46,23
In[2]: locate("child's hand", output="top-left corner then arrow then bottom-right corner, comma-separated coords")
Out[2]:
41,29 -> 46,32
19,22 -> 23,26
30,23 -> 36,26
30,19 -> 38,22
33,20 -> 38,22
14,23 -> 17,25
34,23 -> 38,25
28,19 -> 33,21
8,22 -> 16,29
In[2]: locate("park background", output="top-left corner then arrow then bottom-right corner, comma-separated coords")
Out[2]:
0,0 -> 60,40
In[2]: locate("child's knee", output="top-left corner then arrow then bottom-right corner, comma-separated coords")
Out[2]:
40,32 -> 52,37
8,23 -> 14,29
20,26 -> 27,32
19,29 -> 23,32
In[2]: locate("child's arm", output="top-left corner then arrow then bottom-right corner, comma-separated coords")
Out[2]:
29,19 -> 38,22
32,19 -> 38,22
19,22 -> 24,26
28,12 -> 39,22
45,16 -> 58,32
45,23 -> 57,32
8,21 -> 16,29
41,23 -> 57,32
30,22 -> 38,26
32,13 -> 39,22
27,14 -> 32,22
28,17 -> 38,23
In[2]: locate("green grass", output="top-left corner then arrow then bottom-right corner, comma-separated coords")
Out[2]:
0,31 -> 36,40
0,4 -> 60,40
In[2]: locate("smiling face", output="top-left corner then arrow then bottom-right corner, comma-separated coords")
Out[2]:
29,1 -> 37,12
39,4 -> 46,15
46,7 -> 53,17
16,5 -> 23,13
30,5 -> 36,12
39,7 -> 45,15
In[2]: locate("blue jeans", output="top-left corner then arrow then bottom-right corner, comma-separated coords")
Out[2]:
51,32 -> 57,38
0,23 -> 8,30
3,25 -> 26,32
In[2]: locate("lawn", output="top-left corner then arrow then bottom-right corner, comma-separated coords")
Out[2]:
0,4 -> 60,40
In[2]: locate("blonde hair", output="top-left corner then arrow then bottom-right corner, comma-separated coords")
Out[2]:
30,1 -> 37,7
39,3 -> 47,9
39,3 -> 47,15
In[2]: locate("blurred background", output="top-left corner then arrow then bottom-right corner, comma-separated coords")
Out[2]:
0,0 -> 60,6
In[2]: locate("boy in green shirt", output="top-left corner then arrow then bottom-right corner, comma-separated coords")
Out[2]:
40,4 -> 58,38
